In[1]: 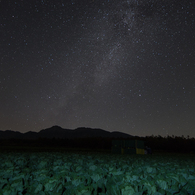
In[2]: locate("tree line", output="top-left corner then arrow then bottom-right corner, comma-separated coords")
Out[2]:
0,135 -> 195,153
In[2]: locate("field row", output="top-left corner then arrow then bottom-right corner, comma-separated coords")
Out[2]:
0,152 -> 195,194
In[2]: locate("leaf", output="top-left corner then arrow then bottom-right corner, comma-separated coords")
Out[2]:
112,175 -> 124,184
97,178 -> 106,193
34,184 -> 43,193
146,166 -> 156,174
72,176 -> 84,186
179,175 -> 188,186
158,189 -> 166,195
182,182 -> 195,194
75,184 -> 93,195
106,181 -> 120,195
89,165 -> 97,171
166,184 -> 179,194
120,183 -> 135,195
44,181 -> 56,192
178,188 -> 189,195
156,180 -> 168,190
171,178 -> 179,186
55,183 -> 64,193
91,174 -> 101,182
76,166 -> 83,172
0,178 -> 8,189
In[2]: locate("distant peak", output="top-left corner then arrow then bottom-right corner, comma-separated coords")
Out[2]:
52,125 -> 62,129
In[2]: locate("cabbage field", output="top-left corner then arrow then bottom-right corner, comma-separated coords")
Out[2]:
0,151 -> 195,195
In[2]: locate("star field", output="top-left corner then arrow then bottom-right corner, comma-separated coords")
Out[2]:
1,0 -> 195,137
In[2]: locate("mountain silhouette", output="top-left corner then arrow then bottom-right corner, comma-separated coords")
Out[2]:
0,126 -> 133,139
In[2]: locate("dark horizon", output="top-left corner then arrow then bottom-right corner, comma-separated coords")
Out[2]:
0,125 -> 132,138
0,125 -> 194,139
1,125 -> 195,154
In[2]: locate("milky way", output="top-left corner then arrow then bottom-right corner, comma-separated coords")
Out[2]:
1,0 -> 195,137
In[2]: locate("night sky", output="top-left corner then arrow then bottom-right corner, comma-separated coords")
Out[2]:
1,0 -> 195,137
